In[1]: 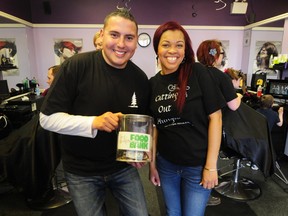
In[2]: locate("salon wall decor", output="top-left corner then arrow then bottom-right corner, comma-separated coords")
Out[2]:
0,38 -> 19,76
54,38 -> 83,64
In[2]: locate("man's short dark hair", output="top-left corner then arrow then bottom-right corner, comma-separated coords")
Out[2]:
103,8 -> 138,33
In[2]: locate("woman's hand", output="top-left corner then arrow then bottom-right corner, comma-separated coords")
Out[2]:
200,169 -> 218,189
149,164 -> 161,186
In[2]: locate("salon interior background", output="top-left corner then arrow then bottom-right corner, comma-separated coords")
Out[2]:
1,0 -> 288,89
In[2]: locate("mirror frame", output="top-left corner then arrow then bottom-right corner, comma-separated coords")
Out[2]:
244,12 -> 288,30
0,11 -> 32,27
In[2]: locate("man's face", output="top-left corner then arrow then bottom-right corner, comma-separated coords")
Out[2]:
101,16 -> 138,69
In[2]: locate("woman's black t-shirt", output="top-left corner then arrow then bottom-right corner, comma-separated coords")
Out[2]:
149,63 -> 226,166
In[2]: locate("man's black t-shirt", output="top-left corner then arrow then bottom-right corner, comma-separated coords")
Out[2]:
41,51 -> 150,176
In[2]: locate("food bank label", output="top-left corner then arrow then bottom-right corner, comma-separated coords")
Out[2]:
117,131 -> 151,152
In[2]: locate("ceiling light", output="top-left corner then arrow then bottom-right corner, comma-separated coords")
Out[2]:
230,1 -> 248,14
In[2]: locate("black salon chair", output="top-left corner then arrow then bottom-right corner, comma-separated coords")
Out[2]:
215,134 -> 261,201
0,114 -> 12,184
215,103 -> 276,201
0,114 -> 71,210
26,120 -> 72,210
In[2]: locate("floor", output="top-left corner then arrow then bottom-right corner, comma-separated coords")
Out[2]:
1,156 -> 288,216
215,154 -> 288,216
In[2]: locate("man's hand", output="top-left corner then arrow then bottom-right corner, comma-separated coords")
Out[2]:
92,112 -> 123,132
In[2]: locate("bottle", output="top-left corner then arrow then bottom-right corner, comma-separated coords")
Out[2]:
22,79 -> 27,89
31,77 -> 37,86
25,77 -> 30,89
257,85 -> 262,97
35,84 -> 40,96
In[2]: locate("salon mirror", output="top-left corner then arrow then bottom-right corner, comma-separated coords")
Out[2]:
0,11 -> 31,82
243,12 -> 288,85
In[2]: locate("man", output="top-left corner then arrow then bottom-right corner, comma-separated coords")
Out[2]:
40,9 -> 149,216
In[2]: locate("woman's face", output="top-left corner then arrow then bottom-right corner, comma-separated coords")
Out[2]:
157,30 -> 185,75
214,47 -> 225,68
260,47 -> 268,58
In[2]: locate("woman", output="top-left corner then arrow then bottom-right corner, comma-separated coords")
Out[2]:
93,31 -> 103,50
197,40 -> 243,205
197,39 -> 242,111
149,21 -> 226,216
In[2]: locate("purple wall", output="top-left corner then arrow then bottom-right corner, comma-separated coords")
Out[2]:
1,0 -> 288,26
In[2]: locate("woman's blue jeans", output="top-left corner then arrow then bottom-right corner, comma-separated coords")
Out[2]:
65,166 -> 148,216
157,154 -> 211,216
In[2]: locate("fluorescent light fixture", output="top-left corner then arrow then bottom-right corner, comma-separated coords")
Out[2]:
230,2 -> 248,14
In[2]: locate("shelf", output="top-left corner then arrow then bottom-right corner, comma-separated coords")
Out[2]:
0,65 -> 18,71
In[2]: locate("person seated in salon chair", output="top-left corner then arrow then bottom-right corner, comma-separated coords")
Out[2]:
257,94 -> 283,132
42,65 -> 61,96
224,67 -> 246,94
257,94 -> 285,159
225,68 -> 260,170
